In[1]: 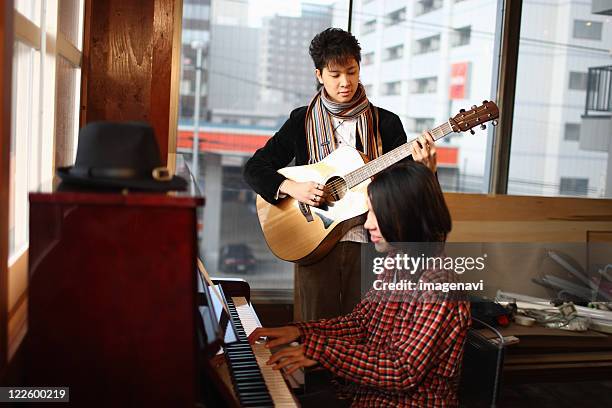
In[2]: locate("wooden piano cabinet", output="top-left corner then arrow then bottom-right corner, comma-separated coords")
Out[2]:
27,192 -> 204,406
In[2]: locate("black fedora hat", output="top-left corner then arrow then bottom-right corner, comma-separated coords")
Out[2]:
57,121 -> 187,192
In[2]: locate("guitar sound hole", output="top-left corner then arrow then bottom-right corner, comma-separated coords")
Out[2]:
324,176 -> 347,202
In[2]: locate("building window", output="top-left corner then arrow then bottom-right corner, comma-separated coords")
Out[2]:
452,26 -> 471,47
573,20 -> 603,41
413,34 -> 440,55
384,45 -> 403,61
363,51 -> 375,65
362,19 -> 376,34
564,123 -> 580,141
409,117 -> 435,133
568,71 -> 588,90
385,8 -> 406,26
382,81 -> 401,96
410,77 -> 438,94
559,177 -> 589,196
415,0 -> 443,16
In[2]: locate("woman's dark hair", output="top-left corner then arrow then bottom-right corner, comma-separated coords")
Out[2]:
309,28 -> 361,72
367,161 -> 451,243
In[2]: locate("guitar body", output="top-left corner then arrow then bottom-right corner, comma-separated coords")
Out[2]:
256,146 -> 370,265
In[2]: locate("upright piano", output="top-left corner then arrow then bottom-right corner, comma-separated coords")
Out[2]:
27,190 -> 299,407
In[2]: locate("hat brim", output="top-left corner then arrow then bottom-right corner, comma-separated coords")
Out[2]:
57,166 -> 188,192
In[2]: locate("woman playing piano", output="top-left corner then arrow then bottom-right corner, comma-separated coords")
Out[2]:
248,161 -> 471,407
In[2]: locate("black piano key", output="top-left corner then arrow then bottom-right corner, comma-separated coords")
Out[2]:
236,378 -> 266,389
228,355 -> 258,361
223,297 -> 275,405
239,394 -> 272,403
227,362 -> 261,371
239,394 -> 274,403
226,351 -> 254,357
236,384 -> 268,392
234,375 -> 266,383
240,398 -> 274,407
232,374 -> 264,382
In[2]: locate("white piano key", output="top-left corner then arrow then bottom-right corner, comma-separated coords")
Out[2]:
232,297 -> 299,407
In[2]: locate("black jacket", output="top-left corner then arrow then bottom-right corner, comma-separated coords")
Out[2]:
243,105 -> 407,204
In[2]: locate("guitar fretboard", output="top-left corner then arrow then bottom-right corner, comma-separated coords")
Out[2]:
345,121 -> 453,188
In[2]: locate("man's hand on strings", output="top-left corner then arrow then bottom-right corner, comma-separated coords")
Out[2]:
411,131 -> 438,173
279,180 -> 325,206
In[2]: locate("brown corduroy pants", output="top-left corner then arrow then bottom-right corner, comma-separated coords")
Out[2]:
294,241 -> 363,321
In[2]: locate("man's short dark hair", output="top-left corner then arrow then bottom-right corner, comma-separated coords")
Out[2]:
368,161 -> 452,243
309,28 -> 361,72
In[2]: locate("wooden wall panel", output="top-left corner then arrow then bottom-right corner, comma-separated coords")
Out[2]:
80,0 -> 179,164
0,0 -> 14,375
445,193 -> 612,299
446,193 -> 612,241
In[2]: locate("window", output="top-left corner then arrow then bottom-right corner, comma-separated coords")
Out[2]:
177,0 -> 350,294
362,19 -> 376,34
569,71 -> 588,90
385,8 -> 406,26
10,0 -> 84,259
363,51 -> 375,65
415,0 -> 443,16
410,77 -> 438,94
452,26 -> 471,47
355,0 -> 500,194
384,45 -> 403,61
564,123 -> 581,142
509,1 -> 611,198
413,34 -> 440,55
382,81 -> 401,96
560,178 -> 589,196
408,117 -> 435,133
573,20 -> 603,41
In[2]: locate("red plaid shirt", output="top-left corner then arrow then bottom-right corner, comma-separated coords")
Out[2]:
292,267 -> 471,407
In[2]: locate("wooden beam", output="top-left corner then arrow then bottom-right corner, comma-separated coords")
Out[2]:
80,0 -> 177,164
0,0 -> 14,375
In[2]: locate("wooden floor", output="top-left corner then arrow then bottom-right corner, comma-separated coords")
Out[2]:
499,381 -> 612,407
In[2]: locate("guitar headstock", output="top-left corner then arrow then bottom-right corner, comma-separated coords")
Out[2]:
449,100 -> 499,134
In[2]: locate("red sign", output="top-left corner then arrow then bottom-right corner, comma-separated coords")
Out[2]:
450,62 -> 469,100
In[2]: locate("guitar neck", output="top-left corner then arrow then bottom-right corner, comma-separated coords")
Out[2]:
345,121 -> 454,188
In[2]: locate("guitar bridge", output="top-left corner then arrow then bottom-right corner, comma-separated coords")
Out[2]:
299,202 -> 314,222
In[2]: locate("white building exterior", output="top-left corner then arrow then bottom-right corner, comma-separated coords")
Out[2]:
352,0 -> 612,197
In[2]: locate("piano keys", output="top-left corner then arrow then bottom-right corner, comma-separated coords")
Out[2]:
200,277 -> 299,407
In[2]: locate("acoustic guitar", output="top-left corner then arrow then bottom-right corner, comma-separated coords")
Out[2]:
256,101 -> 499,265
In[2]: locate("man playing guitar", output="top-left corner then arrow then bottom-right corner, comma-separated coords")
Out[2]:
243,28 -> 437,321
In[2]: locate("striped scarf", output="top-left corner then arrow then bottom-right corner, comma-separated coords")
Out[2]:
305,83 -> 382,164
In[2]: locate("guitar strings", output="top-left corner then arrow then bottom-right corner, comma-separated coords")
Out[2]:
315,117 -> 491,199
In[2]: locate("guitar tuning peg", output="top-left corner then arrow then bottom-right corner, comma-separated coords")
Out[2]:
470,129 -> 475,135
459,108 -> 465,113
492,120 -> 498,126
471,105 -> 477,110
480,124 -> 486,130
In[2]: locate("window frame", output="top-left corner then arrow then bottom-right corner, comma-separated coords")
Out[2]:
6,0 -> 85,364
